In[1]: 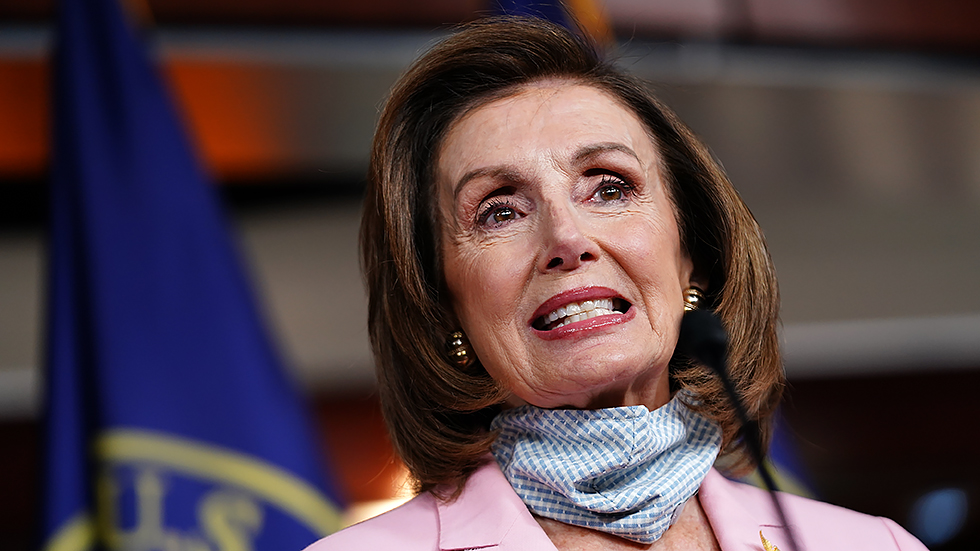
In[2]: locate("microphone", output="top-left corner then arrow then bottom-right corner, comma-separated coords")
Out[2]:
677,309 -> 800,551
677,309 -> 728,371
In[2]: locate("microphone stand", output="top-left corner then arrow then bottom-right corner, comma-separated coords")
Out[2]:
678,309 -> 801,551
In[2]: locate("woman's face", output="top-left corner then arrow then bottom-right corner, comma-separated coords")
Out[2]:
437,82 -> 696,410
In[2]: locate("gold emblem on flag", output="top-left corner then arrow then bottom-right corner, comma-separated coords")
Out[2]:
43,429 -> 342,551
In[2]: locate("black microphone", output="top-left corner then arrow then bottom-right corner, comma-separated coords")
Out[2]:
678,309 -> 800,551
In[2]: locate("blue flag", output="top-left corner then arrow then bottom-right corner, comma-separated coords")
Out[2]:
493,0 -> 613,46
41,0 -> 343,550
494,0 -> 573,27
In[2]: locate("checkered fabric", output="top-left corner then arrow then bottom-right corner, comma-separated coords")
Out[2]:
490,392 -> 722,544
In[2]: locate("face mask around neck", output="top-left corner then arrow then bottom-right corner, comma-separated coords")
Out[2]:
490,392 -> 722,544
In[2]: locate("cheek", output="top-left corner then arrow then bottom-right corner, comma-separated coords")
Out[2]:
612,213 -> 680,268
444,240 -> 530,326
443,245 -> 533,393
607,214 -> 689,314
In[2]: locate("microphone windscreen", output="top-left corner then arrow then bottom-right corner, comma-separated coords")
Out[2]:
677,309 -> 728,372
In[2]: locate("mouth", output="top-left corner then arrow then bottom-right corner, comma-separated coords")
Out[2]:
532,297 -> 632,331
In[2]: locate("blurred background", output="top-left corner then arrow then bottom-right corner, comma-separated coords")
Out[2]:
2,0 -> 980,549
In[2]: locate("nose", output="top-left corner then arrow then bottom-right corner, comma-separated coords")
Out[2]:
537,202 -> 599,273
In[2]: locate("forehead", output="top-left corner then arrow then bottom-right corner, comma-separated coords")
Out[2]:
437,83 -> 658,178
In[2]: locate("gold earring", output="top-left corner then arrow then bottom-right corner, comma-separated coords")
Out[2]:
446,331 -> 474,368
683,286 -> 705,311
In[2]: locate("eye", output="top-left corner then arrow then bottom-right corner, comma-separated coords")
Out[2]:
592,174 -> 633,203
478,198 -> 522,227
491,205 -> 516,223
598,185 -> 623,202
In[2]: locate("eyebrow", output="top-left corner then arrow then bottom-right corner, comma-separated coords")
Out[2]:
451,142 -> 641,199
453,167 -> 522,199
574,142 -> 641,164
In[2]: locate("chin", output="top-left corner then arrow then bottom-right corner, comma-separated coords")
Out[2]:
522,362 -> 670,410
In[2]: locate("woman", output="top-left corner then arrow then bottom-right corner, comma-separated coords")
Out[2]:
307,17 -> 927,551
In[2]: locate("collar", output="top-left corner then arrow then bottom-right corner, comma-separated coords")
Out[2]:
435,459 -> 557,550
699,468 -> 792,551
433,460 -> 791,551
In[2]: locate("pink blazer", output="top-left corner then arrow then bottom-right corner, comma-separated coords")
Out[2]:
306,460 -> 927,550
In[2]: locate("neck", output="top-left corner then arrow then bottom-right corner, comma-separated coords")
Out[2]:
581,377 -> 673,410
536,496 -> 721,551
492,392 -> 723,544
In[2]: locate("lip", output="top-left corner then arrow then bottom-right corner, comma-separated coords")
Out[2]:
529,286 -> 633,339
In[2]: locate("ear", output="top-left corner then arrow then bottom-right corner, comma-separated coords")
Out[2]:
680,250 -> 709,294
688,271 -> 709,293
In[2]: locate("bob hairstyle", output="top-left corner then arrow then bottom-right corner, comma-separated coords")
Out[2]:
361,17 -> 783,494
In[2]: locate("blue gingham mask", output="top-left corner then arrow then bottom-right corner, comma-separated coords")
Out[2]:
490,392 -> 722,544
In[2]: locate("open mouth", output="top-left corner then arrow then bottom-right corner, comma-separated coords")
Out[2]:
532,297 -> 631,331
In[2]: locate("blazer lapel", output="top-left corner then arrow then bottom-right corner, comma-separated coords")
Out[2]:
436,463 -> 796,551
699,468 -> 789,551
436,459 -> 558,550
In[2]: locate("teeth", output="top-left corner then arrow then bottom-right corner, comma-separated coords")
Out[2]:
553,308 -> 615,329
543,298 -> 616,328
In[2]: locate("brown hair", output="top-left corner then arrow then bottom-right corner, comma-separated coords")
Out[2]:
360,17 -> 783,494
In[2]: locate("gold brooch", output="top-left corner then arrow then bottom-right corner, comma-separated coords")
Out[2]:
760,531 -> 780,551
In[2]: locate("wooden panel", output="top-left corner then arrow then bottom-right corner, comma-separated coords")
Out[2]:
0,60 -> 48,178
0,56 -> 351,181
0,0 -> 485,26
165,61 -> 296,180
747,0 -> 980,52
0,420 -> 38,551
3,0 -> 980,51
313,391 -> 407,504
784,369 -> 980,546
